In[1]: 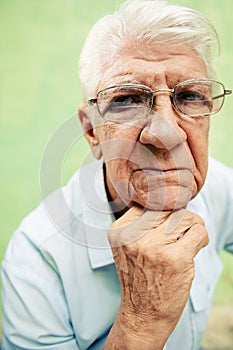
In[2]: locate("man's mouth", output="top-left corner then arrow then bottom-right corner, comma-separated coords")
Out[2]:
133,168 -> 194,190
134,167 -> 191,175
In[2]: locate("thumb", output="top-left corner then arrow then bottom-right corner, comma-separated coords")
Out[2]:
108,205 -> 170,247
108,205 -> 144,247
111,204 -> 144,228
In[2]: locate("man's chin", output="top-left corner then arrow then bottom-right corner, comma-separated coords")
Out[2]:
134,187 -> 194,212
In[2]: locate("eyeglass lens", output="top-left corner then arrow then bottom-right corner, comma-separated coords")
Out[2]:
174,81 -> 224,117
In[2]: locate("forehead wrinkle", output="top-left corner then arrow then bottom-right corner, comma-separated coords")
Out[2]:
100,64 -> 179,91
99,44 -> 207,92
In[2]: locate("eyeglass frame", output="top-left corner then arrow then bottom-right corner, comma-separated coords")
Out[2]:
88,78 -> 232,120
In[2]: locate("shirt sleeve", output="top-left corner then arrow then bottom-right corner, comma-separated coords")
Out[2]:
1,229 -> 80,350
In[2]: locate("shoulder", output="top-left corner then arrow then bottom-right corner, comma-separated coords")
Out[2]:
197,158 -> 233,250
3,160 -> 104,267
201,157 -> 233,205
189,158 -> 233,237
207,157 -> 233,181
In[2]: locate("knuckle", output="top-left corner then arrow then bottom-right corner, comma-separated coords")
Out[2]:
201,227 -> 209,246
185,210 -> 205,226
195,223 -> 209,243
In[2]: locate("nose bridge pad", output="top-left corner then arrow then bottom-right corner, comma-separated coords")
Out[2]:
140,111 -> 186,150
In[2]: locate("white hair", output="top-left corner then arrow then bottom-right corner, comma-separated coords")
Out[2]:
79,0 -> 219,100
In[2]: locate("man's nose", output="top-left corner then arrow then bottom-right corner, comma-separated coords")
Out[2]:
139,101 -> 187,150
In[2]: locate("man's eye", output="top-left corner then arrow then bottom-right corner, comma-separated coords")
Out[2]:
109,94 -> 142,110
98,87 -> 151,120
176,91 -> 205,102
175,89 -> 213,114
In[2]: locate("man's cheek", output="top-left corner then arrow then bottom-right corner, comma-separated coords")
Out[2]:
101,138 -> 135,162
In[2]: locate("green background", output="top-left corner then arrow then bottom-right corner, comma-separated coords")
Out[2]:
1,0 -> 233,342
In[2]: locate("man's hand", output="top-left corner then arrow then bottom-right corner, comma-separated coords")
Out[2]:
104,206 -> 209,350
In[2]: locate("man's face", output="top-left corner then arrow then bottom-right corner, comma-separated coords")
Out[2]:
80,44 -> 210,212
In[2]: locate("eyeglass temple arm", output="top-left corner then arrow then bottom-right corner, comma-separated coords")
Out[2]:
224,89 -> 232,95
212,89 -> 232,100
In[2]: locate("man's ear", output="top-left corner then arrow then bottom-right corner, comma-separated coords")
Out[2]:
78,105 -> 103,160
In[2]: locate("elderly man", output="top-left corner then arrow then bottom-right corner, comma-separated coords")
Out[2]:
1,0 -> 233,349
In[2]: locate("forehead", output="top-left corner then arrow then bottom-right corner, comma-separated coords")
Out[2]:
98,43 -> 208,91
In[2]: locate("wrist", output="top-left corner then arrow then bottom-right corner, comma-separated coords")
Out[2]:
104,307 -> 168,350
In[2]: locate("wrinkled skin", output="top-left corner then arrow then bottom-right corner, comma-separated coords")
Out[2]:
79,43 -> 210,349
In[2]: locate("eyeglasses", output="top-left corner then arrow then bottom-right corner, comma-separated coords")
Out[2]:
88,79 -> 232,122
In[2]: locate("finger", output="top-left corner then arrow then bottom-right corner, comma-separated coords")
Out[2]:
140,210 -> 205,247
108,205 -> 144,246
111,204 -> 144,228
140,210 -> 204,239
178,223 -> 209,258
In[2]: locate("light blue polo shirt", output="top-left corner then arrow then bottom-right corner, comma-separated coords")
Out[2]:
1,158 -> 233,350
